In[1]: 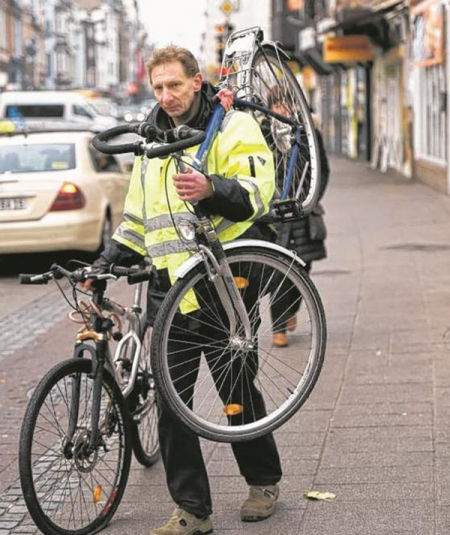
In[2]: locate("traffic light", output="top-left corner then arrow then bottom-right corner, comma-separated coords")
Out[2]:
215,24 -> 225,64
215,22 -> 235,64
225,22 -> 234,35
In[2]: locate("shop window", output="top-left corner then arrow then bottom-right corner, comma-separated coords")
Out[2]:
415,64 -> 446,163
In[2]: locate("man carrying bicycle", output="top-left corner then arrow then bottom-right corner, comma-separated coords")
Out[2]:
95,45 -> 281,535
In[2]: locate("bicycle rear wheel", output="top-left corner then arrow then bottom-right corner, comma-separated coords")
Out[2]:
151,245 -> 326,442
250,46 -> 320,212
129,316 -> 160,466
19,358 -> 131,535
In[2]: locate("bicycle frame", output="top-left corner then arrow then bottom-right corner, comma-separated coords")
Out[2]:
67,280 -> 147,452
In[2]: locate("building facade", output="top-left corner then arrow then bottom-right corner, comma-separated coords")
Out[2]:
0,0 -> 148,98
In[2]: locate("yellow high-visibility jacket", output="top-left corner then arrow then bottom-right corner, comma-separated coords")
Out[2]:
113,109 -> 275,283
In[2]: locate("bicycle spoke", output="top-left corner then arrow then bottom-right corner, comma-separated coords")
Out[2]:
153,247 -> 325,442
21,360 -> 130,533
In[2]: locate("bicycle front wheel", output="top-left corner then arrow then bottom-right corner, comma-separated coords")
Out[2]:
151,245 -> 326,442
250,46 -> 320,212
129,316 -> 160,466
19,358 -> 132,535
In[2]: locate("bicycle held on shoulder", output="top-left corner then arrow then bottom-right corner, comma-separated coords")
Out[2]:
18,26 -> 326,535
90,26 -> 326,443
18,263 -> 159,535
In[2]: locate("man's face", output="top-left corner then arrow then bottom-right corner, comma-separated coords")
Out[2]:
151,61 -> 202,120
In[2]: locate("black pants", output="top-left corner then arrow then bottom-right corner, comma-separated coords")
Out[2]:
157,272 -> 282,518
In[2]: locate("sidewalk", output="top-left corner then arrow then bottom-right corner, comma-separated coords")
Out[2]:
3,155 -> 450,535
102,157 -> 450,535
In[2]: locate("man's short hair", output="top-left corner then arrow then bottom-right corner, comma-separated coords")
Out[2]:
267,85 -> 293,109
146,45 -> 200,84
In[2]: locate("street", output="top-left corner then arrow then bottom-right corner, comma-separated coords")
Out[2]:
1,155 -> 450,534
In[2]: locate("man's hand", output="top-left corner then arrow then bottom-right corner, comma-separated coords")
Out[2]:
173,168 -> 213,203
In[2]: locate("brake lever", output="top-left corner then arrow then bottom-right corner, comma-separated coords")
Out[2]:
94,273 -> 118,281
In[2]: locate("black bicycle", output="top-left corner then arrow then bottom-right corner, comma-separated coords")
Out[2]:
18,263 -> 158,535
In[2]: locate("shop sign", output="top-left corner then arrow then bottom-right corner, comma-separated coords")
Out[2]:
323,35 -> 374,63
411,0 -> 444,67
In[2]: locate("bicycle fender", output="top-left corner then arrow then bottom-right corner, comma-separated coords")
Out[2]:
260,42 -> 291,61
174,239 -> 306,279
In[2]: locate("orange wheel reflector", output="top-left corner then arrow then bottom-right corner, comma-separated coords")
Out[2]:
223,403 -> 243,416
93,485 -> 102,503
233,276 -> 249,289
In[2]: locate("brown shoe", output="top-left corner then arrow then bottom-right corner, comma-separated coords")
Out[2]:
150,508 -> 213,535
287,315 -> 297,332
240,485 -> 280,522
272,333 -> 288,347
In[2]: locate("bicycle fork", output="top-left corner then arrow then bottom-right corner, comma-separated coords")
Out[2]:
198,227 -> 253,348
65,335 -> 109,456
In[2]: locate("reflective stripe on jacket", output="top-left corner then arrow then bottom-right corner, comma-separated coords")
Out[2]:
113,109 -> 275,282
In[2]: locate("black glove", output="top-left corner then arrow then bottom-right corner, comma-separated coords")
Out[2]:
99,239 -> 145,267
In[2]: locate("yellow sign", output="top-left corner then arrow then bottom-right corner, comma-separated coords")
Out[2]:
323,35 -> 375,63
220,0 -> 234,15
0,120 -> 15,134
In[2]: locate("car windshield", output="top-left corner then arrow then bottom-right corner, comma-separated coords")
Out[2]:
0,143 -> 76,174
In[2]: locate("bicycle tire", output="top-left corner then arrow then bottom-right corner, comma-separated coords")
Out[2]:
250,45 -> 321,213
151,245 -> 326,442
19,358 -> 132,535
129,315 -> 160,466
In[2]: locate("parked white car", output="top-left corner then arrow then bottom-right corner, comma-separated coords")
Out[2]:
0,126 -> 130,254
0,91 -> 117,131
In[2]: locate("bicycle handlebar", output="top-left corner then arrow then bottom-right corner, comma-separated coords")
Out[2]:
19,273 -> 52,285
91,123 -> 144,155
91,122 -> 206,158
144,130 -> 206,158
19,263 -> 151,285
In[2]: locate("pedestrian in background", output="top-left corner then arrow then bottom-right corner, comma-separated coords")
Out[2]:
267,91 -> 330,348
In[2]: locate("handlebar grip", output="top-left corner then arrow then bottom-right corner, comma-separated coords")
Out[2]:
110,265 -> 131,277
92,123 -> 143,155
145,131 -> 206,159
127,270 -> 153,285
19,273 -> 49,285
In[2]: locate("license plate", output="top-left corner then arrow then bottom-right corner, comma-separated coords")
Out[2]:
0,197 -> 27,210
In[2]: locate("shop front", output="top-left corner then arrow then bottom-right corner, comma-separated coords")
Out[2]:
321,35 -> 373,161
411,0 -> 447,192
371,45 -> 412,177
